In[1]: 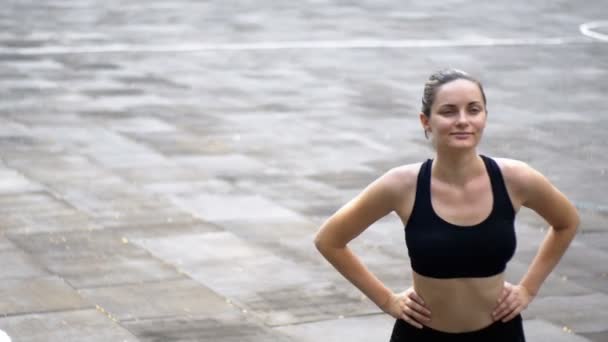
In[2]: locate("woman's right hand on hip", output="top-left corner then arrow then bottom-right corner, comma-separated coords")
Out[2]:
382,287 -> 431,329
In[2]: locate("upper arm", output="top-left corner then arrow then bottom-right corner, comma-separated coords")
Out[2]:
314,166 -> 414,249
505,160 -> 580,230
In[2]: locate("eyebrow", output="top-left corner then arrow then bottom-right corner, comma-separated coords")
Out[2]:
438,101 -> 483,108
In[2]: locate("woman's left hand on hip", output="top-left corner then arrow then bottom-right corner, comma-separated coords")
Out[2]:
492,281 -> 534,322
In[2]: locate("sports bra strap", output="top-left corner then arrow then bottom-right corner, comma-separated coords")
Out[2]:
480,155 -> 516,217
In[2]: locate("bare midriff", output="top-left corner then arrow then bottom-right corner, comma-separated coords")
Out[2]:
412,271 -> 505,333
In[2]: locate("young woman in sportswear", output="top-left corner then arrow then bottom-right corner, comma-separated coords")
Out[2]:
314,69 -> 579,341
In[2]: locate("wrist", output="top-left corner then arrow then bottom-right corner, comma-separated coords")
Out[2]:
518,283 -> 538,297
378,291 -> 394,313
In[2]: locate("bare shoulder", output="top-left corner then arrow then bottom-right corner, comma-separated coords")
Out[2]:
381,162 -> 423,195
493,157 -> 540,187
493,157 -> 579,228
492,158 -> 530,205
379,162 -> 424,217
493,157 -> 553,207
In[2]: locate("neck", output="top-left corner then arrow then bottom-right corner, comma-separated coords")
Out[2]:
432,149 -> 484,185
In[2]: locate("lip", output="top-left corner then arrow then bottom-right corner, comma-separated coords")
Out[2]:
450,132 -> 474,136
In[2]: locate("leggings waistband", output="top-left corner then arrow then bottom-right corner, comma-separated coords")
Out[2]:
390,314 -> 525,342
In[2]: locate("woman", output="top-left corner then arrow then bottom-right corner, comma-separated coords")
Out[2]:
314,69 -> 579,341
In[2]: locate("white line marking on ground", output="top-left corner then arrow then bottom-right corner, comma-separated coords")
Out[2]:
0,330 -> 11,342
580,21 -> 608,42
0,37 -> 588,56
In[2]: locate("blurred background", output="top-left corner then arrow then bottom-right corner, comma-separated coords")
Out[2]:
0,1 -> 607,341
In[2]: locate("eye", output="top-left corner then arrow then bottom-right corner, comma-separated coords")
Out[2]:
469,107 -> 482,114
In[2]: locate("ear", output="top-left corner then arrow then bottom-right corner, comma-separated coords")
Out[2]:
419,112 -> 430,131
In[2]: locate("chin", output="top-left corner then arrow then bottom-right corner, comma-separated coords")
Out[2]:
446,143 -> 478,150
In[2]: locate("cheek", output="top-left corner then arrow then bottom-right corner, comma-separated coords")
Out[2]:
433,119 -> 454,132
473,115 -> 487,130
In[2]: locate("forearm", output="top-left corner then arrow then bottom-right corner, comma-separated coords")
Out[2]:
316,244 -> 392,310
519,225 -> 578,296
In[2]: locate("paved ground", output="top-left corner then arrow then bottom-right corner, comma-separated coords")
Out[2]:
0,1 -> 607,341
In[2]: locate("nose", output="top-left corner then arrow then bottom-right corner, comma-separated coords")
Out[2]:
456,110 -> 469,126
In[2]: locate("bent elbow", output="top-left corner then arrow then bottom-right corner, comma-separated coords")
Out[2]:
313,230 -> 338,255
313,233 -> 325,252
569,209 -> 581,235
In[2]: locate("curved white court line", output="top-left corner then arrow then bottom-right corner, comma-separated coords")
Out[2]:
0,330 -> 11,342
580,21 -> 608,42
0,36 -> 586,56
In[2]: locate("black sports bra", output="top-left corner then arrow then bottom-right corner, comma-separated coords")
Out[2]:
404,155 -> 516,279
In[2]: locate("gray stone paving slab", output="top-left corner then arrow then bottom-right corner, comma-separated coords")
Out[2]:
2,154 -> 111,184
242,282 -> 378,327
123,311 -> 293,342
524,320 -> 594,342
112,166 -> 216,186
275,314 -> 395,342
173,154 -> 269,178
212,218 -> 328,266
244,176 -> 343,200
229,176 -> 348,220
134,232 -> 316,295
169,193 -> 307,222
0,166 -> 43,194
580,331 -> 608,342
0,277 -> 90,316
77,278 -> 233,322
0,309 -> 139,342
105,116 -> 176,133
60,78 -> 127,93
37,179 -> 196,228
0,237 -> 48,280
105,221 -> 223,240
0,118 -> 28,136
125,131 -> 233,156
142,179 -> 235,197
8,231 -> 184,288
576,231 -> 608,252
525,293 -> 608,334
0,192 -> 99,234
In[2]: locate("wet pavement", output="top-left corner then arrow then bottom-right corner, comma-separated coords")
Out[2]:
0,1 -> 607,341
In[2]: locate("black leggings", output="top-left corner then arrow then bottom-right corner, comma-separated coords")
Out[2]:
390,315 -> 526,342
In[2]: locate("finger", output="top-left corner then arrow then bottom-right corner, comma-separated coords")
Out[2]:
408,291 -> 427,307
502,305 -> 525,323
493,307 -> 511,322
498,288 -> 511,304
492,301 -> 508,318
494,299 -> 518,321
404,305 -> 431,322
401,314 -> 424,329
502,306 -> 523,323
494,291 -> 517,315
492,300 -> 511,319
405,299 -> 431,317
495,293 -> 509,309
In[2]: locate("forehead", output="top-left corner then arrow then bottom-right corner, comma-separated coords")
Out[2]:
433,79 -> 483,106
